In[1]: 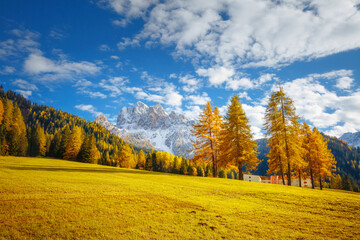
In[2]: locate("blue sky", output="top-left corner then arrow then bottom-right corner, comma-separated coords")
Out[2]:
1,0 -> 360,138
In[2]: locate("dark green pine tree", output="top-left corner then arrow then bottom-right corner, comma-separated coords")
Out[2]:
152,151 -> 158,171
48,131 -> 62,158
28,124 -> 46,157
145,152 -> 153,171
342,175 -> 353,191
77,135 -> 91,163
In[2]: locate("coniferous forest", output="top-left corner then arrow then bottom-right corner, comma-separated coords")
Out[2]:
0,86 -> 359,191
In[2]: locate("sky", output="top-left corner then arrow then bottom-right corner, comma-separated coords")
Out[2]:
1,0 -> 360,139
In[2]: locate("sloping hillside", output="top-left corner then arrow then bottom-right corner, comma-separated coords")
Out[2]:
1,156 -> 359,239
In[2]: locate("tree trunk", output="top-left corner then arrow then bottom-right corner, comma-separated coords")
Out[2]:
298,170 -> 302,187
279,156 -> 285,185
287,161 -> 291,186
238,162 -> 243,180
310,168 -> 315,189
319,176 -> 323,190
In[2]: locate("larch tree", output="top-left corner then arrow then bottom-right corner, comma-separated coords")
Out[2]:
9,104 -> 27,156
192,102 -> 222,177
219,95 -> 258,180
264,91 -> 286,184
264,84 -> 302,185
309,128 -> 336,190
298,122 -> 312,187
136,149 -> 146,169
117,143 -> 135,168
64,126 -> 83,161
0,99 -> 4,124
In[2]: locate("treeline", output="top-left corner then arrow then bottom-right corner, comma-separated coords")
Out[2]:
325,136 -> 360,191
254,137 -> 360,192
0,88 -> 196,176
191,86 -> 337,190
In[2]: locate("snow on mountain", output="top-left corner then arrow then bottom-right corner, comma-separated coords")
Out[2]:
340,132 -> 360,148
95,101 -> 195,157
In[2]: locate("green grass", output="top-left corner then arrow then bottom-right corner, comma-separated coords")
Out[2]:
0,156 -> 359,239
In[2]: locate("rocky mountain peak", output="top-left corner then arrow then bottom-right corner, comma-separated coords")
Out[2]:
94,114 -> 108,124
96,101 -> 194,157
134,101 -> 149,114
149,102 -> 168,117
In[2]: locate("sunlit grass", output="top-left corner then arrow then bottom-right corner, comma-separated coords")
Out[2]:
0,156 -> 359,239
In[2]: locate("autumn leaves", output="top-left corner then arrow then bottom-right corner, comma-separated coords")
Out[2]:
192,85 -> 336,188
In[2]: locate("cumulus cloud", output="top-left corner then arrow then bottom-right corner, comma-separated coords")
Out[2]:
24,53 -> 101,81
196,66 -> 234,86
336,77 -> 353,89
101,0 -> 360,69
225,77 -> 254,90
99,0 -> 158,18
186,92 -> 211,105
281,71 -> 360,137
75,104 -> 103,117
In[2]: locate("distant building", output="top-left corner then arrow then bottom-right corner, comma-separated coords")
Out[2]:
260,176 -> 271,183
244,174 -> 312,187
277,177 -> 312,187
243,174 -> 261,182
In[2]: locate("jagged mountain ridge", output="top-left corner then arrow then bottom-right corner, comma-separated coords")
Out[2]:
340,132 -> 360,148
95,101 -> 194,157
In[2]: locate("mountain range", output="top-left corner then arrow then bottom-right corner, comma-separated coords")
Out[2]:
95,101 -> 195,158
340,132 -> 360,148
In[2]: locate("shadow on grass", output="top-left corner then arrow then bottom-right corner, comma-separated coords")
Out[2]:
6,165 -> 162,175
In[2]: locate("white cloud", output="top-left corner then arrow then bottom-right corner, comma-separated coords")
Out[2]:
179,74 -> 201,92
49,29 -> 65,39
110,55 -> 120,59
186,92 -> 211,105
99,77 -> 128,97
225,77 -> 254,90
309,69 -> 354,90
75,104 -> 103,117
99,0 -> 158,21
15,89 -> 32,98
182,105 -> 202,120
0,29 -> 41,60
281,72 -> 360,137
78,89 -> 107,99
0,66 -> 15,75
99,44 -> 111,51
258,73 -> 276,85
13,79 -> 38,91
238,92 -> 251,101
103,0 -> 360,69
112,19 -> 128,27
117,37 -> 140,50
24,54 -> 101,81
336,77 -> 353,89
196,66 -> 234,86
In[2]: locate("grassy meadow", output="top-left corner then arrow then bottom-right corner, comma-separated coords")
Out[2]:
0,156 -> 359,239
